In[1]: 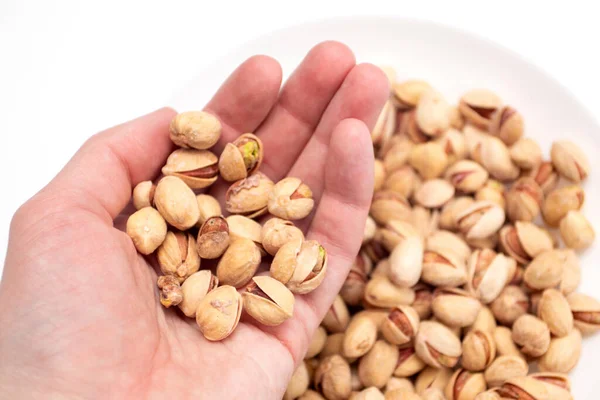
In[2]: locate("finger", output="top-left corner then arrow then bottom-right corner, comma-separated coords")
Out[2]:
256,41 -> 356,180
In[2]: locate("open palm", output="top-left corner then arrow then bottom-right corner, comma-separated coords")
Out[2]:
0,42 -> 389,399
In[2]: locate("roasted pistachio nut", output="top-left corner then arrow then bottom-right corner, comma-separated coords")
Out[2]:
132,180 -> 156,210
439,196 -> 475,231
383,137 -> 413,172
196,216 -> 230,259
157,275 -> 183,308
374,159 -> 387,192
364,276 -> 415,309
157,230 -> 200,282
343,315 -> 378,358
322,295 -> 351,333
195,285 -> 242,341
496,377 -> 548,400
350,387 -> 385,400
456,201 -> 505,240
370,191 -> 412,225
483,355 -> 528,388
459,89 -> 502,129
372,100 -> 396,147
468,307 -> 497,334
216,238 -> 261,288
383,166 -> 419,198
538,328 -> 582,373
426,229 -> 472,262
320,333 -> 354,362
550,140 -> 590,182
567,292 -> 600,334
498,222 -> 552,265
268,177 -> 315,220
529,373 -> 573,400
411,206 -> 438,238
467,250 -> 509,304
371,258 -> 391,278
523,250 -> 564,291
340,252 -> 372,306
509,138 -> 542,170
178,270 -> 218,317
421,247 -> 468,287
392,79 -> 432,109
306,326 -> 328,359
415,366 -> 454,394
462,329 -> 496,372
490,286 -> 529,326
271,239 -> 328,294
389,236 -> 423,288
560,210 -> 595,250
432,288 -> 482,328
358,340 -> 399,389
493,326 -> 523,359
394,347 -> 427,378
526,161 -> 558,195
504,177 -> 543,223
412,284 -> 434,320
380,305 -> 420,346
162,148 -> 219,189
284,361 -> 310,400
386,377 -> 415,394
479,137 -> 519,181
537,289 -> 573,337
154,176 -> 200,230
541,185 -> 584,227
315,355 -> 352,400
558,249 -> 581,295
409,142 -> 449,180
415,89 -> 451,137
436,128 -> 468,165
226,215 -> 263,249
242,276 -> 294,326
225,172 -> 274,218
445,160 -> 489,194
126,207 -> 167,255
475,180 -> 505,209
415,321 -> 462,369
445,369 -> 487,400
413,179 -> 455,209
260,217 -> 304,256
195,194 -> 221,227
169,111 -> 221,149
219,133 -> 263,182
379,220 -> 419,253
511,315 -> 551,358
489,106 -> 524,146
463,124 -> 487,162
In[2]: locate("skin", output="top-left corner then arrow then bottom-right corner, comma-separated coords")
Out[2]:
0,41 -> 389,399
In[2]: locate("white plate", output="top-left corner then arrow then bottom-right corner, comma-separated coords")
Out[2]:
170,17 -> 600,397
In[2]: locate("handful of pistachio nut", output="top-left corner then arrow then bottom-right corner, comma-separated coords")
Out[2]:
126,111 -> 326,342
283,68 -> 599,400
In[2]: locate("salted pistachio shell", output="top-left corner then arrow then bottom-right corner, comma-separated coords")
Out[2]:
268,177 -> 315,220
261,217 -> 304,256
178,270 -> 218,317
415,321 -> 462,369
475,180 -> 505,209
372,100 -> 396,146
379,220 -> 419,254
271,239 -> 327,294
456,201 -> 505,240
483,355 -> 528,388
197,216 -> 230,259
380,305 -> 420,346
414,179 -> 455,208
505,177 -> 543,223
358,340 -> 399,389
394,347 -> 427,378
510,138 -> 542,169
541,185 -> 584,227
284,361 -> 310,400
392,80 -> 432,109
343,315 -> 378,358
467,250 -> 509,304
463,124 -> 488,162
132,181 -> 156,210
415,366 -> 454,394
523,250 -> 564,291
426,230 -> 472,262
497,377 -> 548,400
412,284 -> 434,320
432,288 -> 481,328
435,128 -> 467,165
445,369 -> 487,400
242,276 -> 294,326
374,159 -> 387,192
499,222 -> 553,265
461,329 -> 496,372
169,111 -> 221,149
560,210 -> 595,250
445,160 -> 489,193
157,230 -> 200,282
364,276 -> 415,308
511,314 -> 550,358
226,215 -> 263,250
490,286 -> 529,326
370,191 -> 412,225
489,106 -> 524,146
493,326 -> 523,359
389,236 -> 423,288
527,161 -> 558,195
409,142 -> 449,179
162,148 -> 218,189
340,252 -> 372,306
195,194 -> 221,227
558,249 -> 581,295
384,166 -> 418,198
566,292 -> 600,335
421,388 -> 446,400
410,206 -> 438,239
315,355 -> 352,400
322,295 -> 350,333
421,247 -> 468,287
306,326 -> 328,359
538,329 -> 582,373
219,133 -> 263,182
459,89 -> 502,129
529,373 -> 573,400
225,172 -> 274,218
467,307 -> 497,335
480,136 -> 520,182
216,238 -> 261,288
320,333 -> 355,363
537,289 -> 573,337
154,176 -> 200,230
195,285 -> 242,341
382,137 -> 414,172
550,140 -> 590,182
415,89 -> 451,137
386,377 -> 415,394
126,207 -> 167,255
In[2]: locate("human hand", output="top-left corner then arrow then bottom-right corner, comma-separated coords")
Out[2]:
0,41 -> 389,399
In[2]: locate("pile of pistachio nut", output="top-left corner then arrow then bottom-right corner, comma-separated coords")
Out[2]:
283,70 -> 599,400
126,111 -> 327,341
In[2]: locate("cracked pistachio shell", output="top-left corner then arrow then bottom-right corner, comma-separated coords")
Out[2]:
216,238 -> 261,288
178,270 -> 218,317
560,210 -> 595,250
225,172 -> 274,218
315,355 -> 352,400
359,340 -> 399,389
162,148 -> 219,189
382,137 -> 413,172
462,330 -> 496,372
445,369 -> 487,400
527,161 -> 558,195
389,236 -> 423,288
493,327 -> 523,359
132,181 -> 156,210
541,185 -> 584,227
394,347 -> 426,378
350,387 -> 384,400
411,206 -> 438,239
405,109 -> 429,143
169,111 -> 221,149
459,89 -> 502,129
467,250 -> 509,304
415,321 -> 462,369
439,196 -> 476,231
490,286 -> 529,326
480,136 -> 520,182
475,180 -> 505,209
509,138 -> 542,169
463,124 -> 488,162
415,366 -> 454,394
445,160 -> 489,193
409,142 -> 449,179
261,217 -> 304,256
415,89 -> 451,137
412,284 -> 434,320
219,133 -> 263,182
567,292 -> 600,335
384,166 -> 419,198
529,373 -> 573,400
284,361 -> 310,400
126,207 -> 167,255
483,355 -> 528,388
271,239 -> 327,294
497,377 -> 548,400
467,307 -> 497,335
226,215 -> 263,250
489,106 -> 524,146
157,230 -> 200,282
499,222 -> 553,265
242,276 -> 294,326
426,230 -> 472,262
197,216 -> 230,259
322,295 -> 350,333
306,326 -> 328,359
195,285 -> 242,341
550,140 -> 590,182
523,250 -> 564,291
154,176 -> 200,230
374,159 -> 387,192
538,329 -> 582,373
157,275 -> 183,308
558,249 -> 580,295
370,191 -> 412,225
456,201 -> 505,240
364,276 -> 415,309
392,80 -> 432,109
268,177 -> 315,220
372,100 -> 396,146
340,252 -> 372,306
505,177 -> 543,222
421,247 -> 468,287
380,305 -> 420,346
343,315 -> 378,358
380,220 -> 419,253
432,288 -> 482,328
511,315 -> 551,357
414,179 -> 455,208
538,289 -> 573,338
435,128 -> 467,165
195,194 -> 221,227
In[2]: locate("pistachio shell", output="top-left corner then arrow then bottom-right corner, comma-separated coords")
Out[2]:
384,166 -> 418,198
523,250 -> 564,291
284,361 -> 310,400
195,194 -> 221,227
306,327 -> 328,359
370,191 -> 412,225
379,220 -> 419,253
219,133 -> 263,182
435,128 -> 467,165
527,161 -> 559,195
126,207 -> 167,255
497,377 -> 548,400
157,230 -> 200,282
560,210 -> 595,250
394,347 -> 427,378
490,286 -> 529,326
415,366 -> 454,393
392,80 -> 432,109
538,329 -> 582,373
550,140 -> 590,182
426,230 -> 471,262
261,217 -> 304,256
480,136 -> 520,181
374,159 -> 387,192
421,247 -> 468,287
409,142 -> 449,179
195,285 -> 242,341
432,288 -> 482,328
537,289 -> 573,337
567,292 -> 600,335
389,236 -> 424,288
456,201 -> 505,240
415,89 -> 451,137
489,106 -> 524,146
459,89 -> 502,129
161,148 -> 219,189
225,172 -> 274,218
467,250 -> 509,304
197,216 -> 230,259
510,138 -> 542,169
493,326 -> 523,359
414,179 -> 455,208
322,296 -> 350,333
364,276 -> 415,308
461,330 -> 496,372
445,160 -> 489,193
178,270 -> 218,317
372,100 -> 396,146
242,276 -> 294,326
343,315 -> 378,358
445,369 -> 486,400
315,355 -> 352,400
268,177 -> 315,220
132,181 -> 155,210
154,176 -> 200,230
216,238 -> 261,288
511,314 -> 551,358
530,373 -> 573,400
226,215 -> 263,247
169,111 -> 221,149
380,305 -> 420,346
358,340 -> 399,389
541,185 -> 584,227
483,355 -> 528,387
415,321 -> 462,368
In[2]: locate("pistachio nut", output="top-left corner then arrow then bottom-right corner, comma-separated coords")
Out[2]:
162,149 -> 218,189
219,133 -> 263,182
389,236 -> 423,288
299,390 -> 326,400
445,369 -> 487,400
157,275 -> 183,308
459,89 -> 502,129
370,191 -> 412,225
268,177 -> 315,220
383,166 -> 419,198
227,215 -> 264,251
467,307 -> 497,334
432,288 -> 482,328
380,305 -> 420,346
405,109 -> 430,144
421,247 -> 468,287
474,180 -> 505,209
450,104 -> 465,129
216,237 -> 261,288
550,140 -> 590,182
530,291 -> 543,316
505,260 -> 524,287
415,321 -> 462,368
541,185 -> 584,227
364,216 -> 377,244
479,136 -> 520,181
509,138 -> 542,170
490,286 -> 529,326
473,390 -> 500,400
529,373 -> 572,400
498,222 -> 553,265
386,377 -> 415,394
315,355 -> 352,400
483,355 -> 528,388
558,249 -> 581,295
132,180 -> 156,210
157,230 -> 200,282
169,111 -> 220,149
358,340 -> 399,389
350,387 -> 385,400
462,329 -> 496,372
271,239 -> 327,294
560,210 -> 595,250
320,333 -> 354,362
489,105 -> 524,146
364,276 -> 415,309
426,230 -> 472,262
439,196 -> 476,231
372,100 -> 397,147
505,177 -> 543,223
154,176 -> 200,230
456,201 -> 505,240
178,270 -> 218,317
467,249 -> 509,304
195,194 -> 221,227
511,314 -> 551,357
414,179 -> 455,208
421,388 -> 446,400
383,137 -> 414,173
195,285 -> 242,341
374,159 -> 387,192
126,207 -> 167,255
538,329 -> 582,373
340,252 -> 372,306
496,377 -> 548,400
196,216 -> 230,259
411,206 -> 438,238
321,295 -> 350,333
566,292 -> 600,335
392,80 -> 432,110
284,361 -> 310,400
380,220 -> 419,253
343,315 -> 378,358
523,250 -> 564,291
463,124 -> 488,163
526,161 -> 558,195
394,347 -> 427,378
537,289 -> 573,337
242,276 -> 294,326
445,160 -> 489,193
412,284 -> 434,320
306,326 -> 328,359
493,326 -> 523,359
436,128 -> 468,165
409,142 -> 449,179
225,172 -> 274,218
415,366 -> 454,394
415,89 -> 451,137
